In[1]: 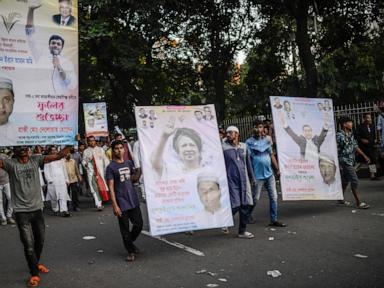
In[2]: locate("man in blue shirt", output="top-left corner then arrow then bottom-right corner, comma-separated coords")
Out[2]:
246,120 -> 286,227
106,140 -> 143,262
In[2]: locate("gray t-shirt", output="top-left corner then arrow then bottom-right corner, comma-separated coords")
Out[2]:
2,155 -> 45,212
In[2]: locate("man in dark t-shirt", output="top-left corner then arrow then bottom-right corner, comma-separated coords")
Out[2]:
106,140 -> 142,262
0,145 -> 71,287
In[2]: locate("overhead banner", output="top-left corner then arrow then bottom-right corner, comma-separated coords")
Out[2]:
270,96 -> 343,200
136,105 -> 233,236
0,0 -> 78,146
83,102 -> 108,138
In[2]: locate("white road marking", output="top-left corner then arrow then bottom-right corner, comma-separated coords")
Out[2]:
142,230 -> 205,257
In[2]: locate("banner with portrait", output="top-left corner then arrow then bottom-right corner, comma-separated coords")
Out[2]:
270,96 -> 343,200
0,0 -> 78,146
83,102 -> 108,137
136,105 -> 233,236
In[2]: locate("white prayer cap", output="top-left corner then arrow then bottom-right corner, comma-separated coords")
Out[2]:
197,172 -> 219,184
319,153 -> 335,165
226,125 -> 239,133
0,77 -> 13,91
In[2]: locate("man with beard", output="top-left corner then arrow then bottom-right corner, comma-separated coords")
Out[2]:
0,77 -> 19,145
222,126 -> 255,239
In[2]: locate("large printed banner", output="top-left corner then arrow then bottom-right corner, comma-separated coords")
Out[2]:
0,0 -> 78,146
83,102 -> 108,137
136,105 -> 233,236
270,96 -> 343,200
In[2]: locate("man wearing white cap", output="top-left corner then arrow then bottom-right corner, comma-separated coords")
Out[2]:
318,153 -> 343,197
0,77 -> 19,145
222,125 -> 255,239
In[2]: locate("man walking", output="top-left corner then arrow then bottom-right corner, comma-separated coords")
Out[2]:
106,140 -> 143,262
377,102 -> 384,175
0,152 -> 14,226
83,136 -> 110,211
64,152 -> 82,211
246,120 -> 286,227
222,126 -> 255,239
336,117 -> 371,209
356,113 -> 378,180
0,145 -> 71,287
44,146 -> 71,217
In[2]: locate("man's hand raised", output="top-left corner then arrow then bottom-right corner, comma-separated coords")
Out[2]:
28,0 -> 42,9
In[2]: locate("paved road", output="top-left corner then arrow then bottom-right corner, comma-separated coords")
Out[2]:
1,179 -> 383,288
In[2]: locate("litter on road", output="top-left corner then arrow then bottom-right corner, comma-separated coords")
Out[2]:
82,236 -> 96,240
267,270 -> 282,278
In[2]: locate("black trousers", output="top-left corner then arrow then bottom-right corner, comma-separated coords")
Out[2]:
232,205 -> 252,234
15,210 -> 45,277
118,206 -> 143,253
68,182 -> 80,209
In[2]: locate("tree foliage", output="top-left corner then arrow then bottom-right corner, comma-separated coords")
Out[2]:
78,0 -> 384,125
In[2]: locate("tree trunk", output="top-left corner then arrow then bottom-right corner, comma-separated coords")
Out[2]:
293,0 -> 318,97
213,68 -> 226,122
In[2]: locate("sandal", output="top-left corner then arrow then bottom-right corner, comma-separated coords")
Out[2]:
27,276 -> 40,287
38,264 -> 49,274
126,253 -> 135,262
357,202 -> 370,209
337,200 -> 351,207
238,231 -> 255,239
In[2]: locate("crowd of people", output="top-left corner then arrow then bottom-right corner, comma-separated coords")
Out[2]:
1,106 -> 384,287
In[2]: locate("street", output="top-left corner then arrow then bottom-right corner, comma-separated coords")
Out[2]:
1,179 -> 383,288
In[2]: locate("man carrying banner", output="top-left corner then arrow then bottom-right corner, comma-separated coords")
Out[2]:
83,136 -> 110,211
0,145 -> 71,287
26,1 -> 77,95
222,126 -> 255,239
246,120 -> 286,227
336,116 -> 370,209
106,140 -> 143,262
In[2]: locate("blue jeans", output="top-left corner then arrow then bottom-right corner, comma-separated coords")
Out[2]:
254,175 -> 278,223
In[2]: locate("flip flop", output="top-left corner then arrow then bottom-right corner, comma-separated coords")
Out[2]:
27,276 -> 40,287
38,264 -> 50,274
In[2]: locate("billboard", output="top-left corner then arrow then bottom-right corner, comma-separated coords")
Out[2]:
0,0 -> 78,145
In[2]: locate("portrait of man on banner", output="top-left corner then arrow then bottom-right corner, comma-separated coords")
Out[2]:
0,77 -> 19,145
270,96 -> 343,201
26,1 -> 78,95
52,0 -> 76,27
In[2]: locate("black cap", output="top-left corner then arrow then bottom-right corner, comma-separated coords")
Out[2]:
339,116 -> 353,125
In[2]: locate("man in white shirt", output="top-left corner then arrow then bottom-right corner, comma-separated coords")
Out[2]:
26,1 -> 77,95
82,136 -> 110,210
